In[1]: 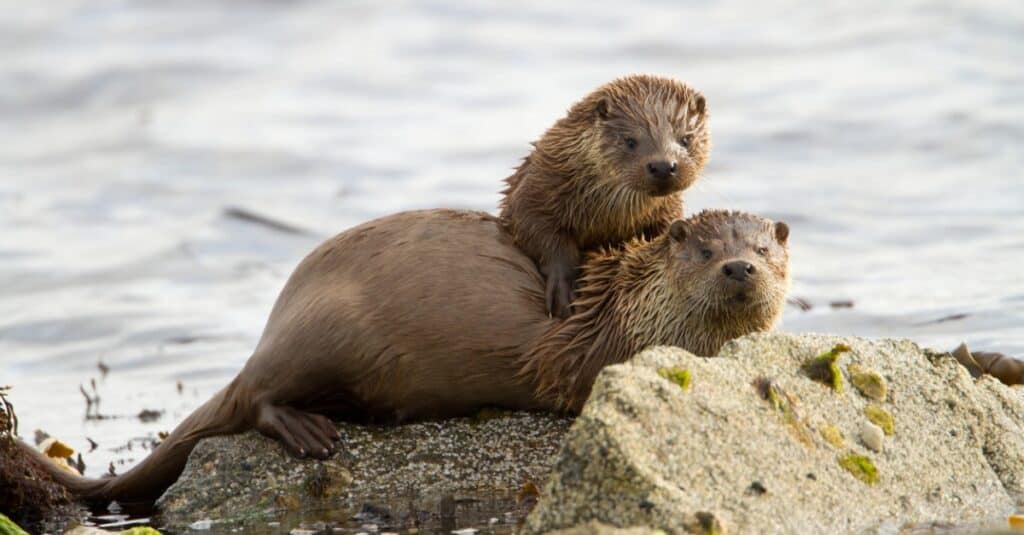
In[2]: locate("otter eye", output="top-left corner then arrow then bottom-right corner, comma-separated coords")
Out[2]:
700,249 -> 713,260
756,246 -> 769,256
624,137 -> 638,150
678,135 -> 693,148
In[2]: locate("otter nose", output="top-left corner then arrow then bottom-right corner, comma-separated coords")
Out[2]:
646,160 -> 677,180
722,261 -> 756,282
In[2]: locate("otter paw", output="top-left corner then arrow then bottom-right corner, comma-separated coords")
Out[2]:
545,270 -> 576,320
255,404 -> 340,459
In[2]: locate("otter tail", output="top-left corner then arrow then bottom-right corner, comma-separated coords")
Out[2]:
952,342 -> 1024,386
20,378 -> 248,506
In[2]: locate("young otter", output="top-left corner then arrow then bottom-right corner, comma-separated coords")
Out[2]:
20,209 -> 787,507
501,74 -> 711,318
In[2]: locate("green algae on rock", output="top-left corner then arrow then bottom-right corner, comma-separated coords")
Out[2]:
524,335 -> 1024,533
864,405 -> 895,436
849,363 -> 887,401
838,454 -> 878,485
802,343 -> 850,392
819,424 -> 845,448
658,367 -> 691,391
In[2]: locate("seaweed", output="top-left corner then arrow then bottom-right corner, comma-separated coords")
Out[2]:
802,343 -> 850,392
0,386 -> 75,531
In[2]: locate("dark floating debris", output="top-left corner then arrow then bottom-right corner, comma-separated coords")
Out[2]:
223,206 -> 313,236
176,380 -> 184,395
788,297 -> 855,311
86,437 -> 98,452
72,453 -> 86,475
97,360 -> 110,377
79,381 -> 111,420
787,296 -> 813,311
914,313 -> 969,326
137,409 -> 163,423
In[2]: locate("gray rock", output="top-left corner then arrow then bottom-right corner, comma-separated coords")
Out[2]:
156,411 -> 570,530
544,520 -> 667,534
525,333 -> 1024,534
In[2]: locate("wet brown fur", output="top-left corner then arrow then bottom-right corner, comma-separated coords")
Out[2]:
952,343 -> 1024,386
25,208 -> 786,507
518,210 -> 791,411
500,74 -> 711,316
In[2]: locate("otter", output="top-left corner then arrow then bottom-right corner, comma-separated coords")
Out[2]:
21,209 -> 789,506
500,74 -> 711,318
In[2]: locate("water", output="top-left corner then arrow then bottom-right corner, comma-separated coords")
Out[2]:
1,0 -> 1022,524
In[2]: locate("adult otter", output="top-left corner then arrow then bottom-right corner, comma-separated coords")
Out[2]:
21,209 -> 789,506
500,74 -> 710,318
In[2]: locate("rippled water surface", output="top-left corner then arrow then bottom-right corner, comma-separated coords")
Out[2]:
1,0 -> 1022,525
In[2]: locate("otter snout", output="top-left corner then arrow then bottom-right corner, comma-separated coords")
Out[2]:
722,260 -> 756,282
646,160 -> 677,181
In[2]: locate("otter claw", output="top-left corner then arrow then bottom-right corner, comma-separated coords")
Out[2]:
255,404 -> 338,459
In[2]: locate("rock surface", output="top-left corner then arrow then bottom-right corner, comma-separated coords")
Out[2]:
524,334 -> 1024,534
156,411 -> 570,530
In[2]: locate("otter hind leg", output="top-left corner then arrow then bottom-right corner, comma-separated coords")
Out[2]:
255,403 -> 340,459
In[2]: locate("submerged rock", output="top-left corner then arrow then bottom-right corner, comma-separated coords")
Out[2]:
157,411 -> 570,530
525,334 -> 1024,533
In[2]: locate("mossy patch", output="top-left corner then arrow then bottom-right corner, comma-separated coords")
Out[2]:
119,528 -> 162,535
802,343 -> 850,392
819,424 -> 844,448
864,405 -> 895,436
0,513 -> 29,535
838,454 -> 878,485
658,367 -> 692,391
849,364 -> 887,402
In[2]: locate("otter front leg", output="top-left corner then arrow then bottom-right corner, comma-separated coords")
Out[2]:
541,246 -> 581,320
254,402 -> 340,459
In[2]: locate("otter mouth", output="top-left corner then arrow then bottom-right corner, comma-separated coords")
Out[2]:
644,180 -> 684,197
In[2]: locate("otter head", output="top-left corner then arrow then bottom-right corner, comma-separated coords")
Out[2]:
667,210 -> 790,332
583,75 -> 710,198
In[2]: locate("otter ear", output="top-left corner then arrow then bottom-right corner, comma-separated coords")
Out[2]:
669,220 -> 687,242
595,98 -> 610,120
691,94 -> 706,116
774,221 -> 790,244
